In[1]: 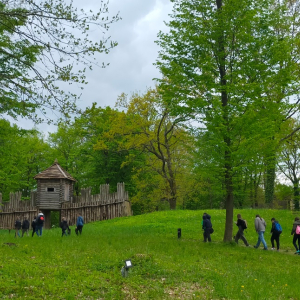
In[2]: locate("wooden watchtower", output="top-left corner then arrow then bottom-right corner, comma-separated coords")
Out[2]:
34,159 -> 76,228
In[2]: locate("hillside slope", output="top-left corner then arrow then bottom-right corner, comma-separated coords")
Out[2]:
0,209 -> 299,299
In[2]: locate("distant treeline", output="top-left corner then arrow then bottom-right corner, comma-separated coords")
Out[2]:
0,89 -> 298,214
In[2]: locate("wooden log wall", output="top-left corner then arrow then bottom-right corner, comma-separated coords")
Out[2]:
61,183 -> 132,226
0,192 -> 38,230
0,183 -> 132,229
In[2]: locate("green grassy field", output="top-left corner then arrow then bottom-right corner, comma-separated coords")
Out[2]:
1,209 -> 300,299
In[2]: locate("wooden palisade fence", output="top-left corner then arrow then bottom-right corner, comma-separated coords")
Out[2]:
0,191 -> 38,230
62,183 -> 132,226
0,183 -> 131,229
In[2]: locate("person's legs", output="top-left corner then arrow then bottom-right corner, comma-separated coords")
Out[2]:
22,229 -> 25,237
260,231 -> 267,249
36,225 -> 40,236
275,234 -> 280,250
203,231 -> 207,242
235,230 -> 240,244
40,226 -> 43,236
78,225 -> 83,235
240,233 -> 249,246
271,234 -> 275,248
297,235 -> 300,250
238,228 -> 249,246
255,233 -> 261,248
32,229 -> 35,237
293,234 -> 298,251
205,229 -> 211,242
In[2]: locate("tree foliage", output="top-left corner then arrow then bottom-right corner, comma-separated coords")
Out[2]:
48,106 -> 142,196
0,119 -> 53,200
0,0 -> 119,121
156,0 -> 300,240
94,88 -> 194,210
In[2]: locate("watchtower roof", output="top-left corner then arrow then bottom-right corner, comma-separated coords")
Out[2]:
34,160 -> 76,181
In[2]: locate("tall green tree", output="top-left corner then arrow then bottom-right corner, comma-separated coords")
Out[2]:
0,119 -> 52,199
156,0 -> 300,241
0,0 -> 119,121
97,88 -> 193,210
278,120 -> 300,209
49,106 -> 143,196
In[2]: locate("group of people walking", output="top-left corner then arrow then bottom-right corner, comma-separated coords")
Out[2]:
14,212 -> 85,237
14,211 -> 45,237
202,212 -> 300,254
249,214 -> 300,254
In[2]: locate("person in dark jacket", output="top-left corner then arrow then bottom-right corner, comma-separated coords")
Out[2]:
235,214 -> 249,246
31,216 -> 37,237
36,211 -> 45,237
202,213 -> 212,242
21,217 -> 30,237
270,218 -> 281,251
291,217 -> 300,254
75,213 -> 84,235
60,217 -> 70,237
15,216 -> 21,238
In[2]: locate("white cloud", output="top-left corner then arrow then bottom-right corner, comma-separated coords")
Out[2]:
10,0 -> 173,133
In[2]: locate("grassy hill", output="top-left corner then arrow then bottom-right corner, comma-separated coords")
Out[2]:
0,209 -> 300,299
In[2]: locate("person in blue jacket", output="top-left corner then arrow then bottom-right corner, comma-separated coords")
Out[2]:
75,213 -> 84,235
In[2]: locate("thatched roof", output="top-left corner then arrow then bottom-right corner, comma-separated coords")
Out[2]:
34,160 -> 76,181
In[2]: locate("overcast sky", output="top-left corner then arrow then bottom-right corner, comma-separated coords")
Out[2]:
14,0 -> 173,133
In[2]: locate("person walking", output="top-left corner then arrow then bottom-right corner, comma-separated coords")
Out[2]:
36,211 -> 45,237
254,214 -> 268,250
291,217 -> 300,254
60,217 -> 70,237
31,216 -> 37,237
14,216 -> 21,238
270,218 -> 282,251
235,214 -> 249,246
75,213 -> 84,235
202,213 -> 213,242
21,217 -> 30,237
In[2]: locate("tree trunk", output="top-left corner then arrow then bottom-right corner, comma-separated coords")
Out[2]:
168,178 -> 177,210
216,0 -> 234,242
265,149 -> 276,204
169,197 -> 176,210
223,148 -> 234,242
265,165 -> 275,204
293,181 -> 300,210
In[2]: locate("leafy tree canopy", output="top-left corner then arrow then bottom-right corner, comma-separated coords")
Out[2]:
0,0 -> 119,122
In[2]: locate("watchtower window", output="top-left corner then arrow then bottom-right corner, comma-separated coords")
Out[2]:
47,188 -> 54,192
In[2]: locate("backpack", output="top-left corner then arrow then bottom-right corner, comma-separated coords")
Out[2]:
242,219 -> 247,230
22,220 -> 29,229
274,222 -> 282,233
296,225 -> 300,235
77,216 -> 84,226
38,215 -> 45,224
32,219 -> 36,228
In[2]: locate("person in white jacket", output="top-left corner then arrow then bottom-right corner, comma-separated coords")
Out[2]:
254,214 -> 268,250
